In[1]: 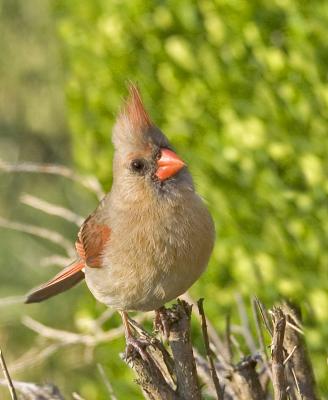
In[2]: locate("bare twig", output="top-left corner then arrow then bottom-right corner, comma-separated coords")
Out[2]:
21,193 -> 84,226
126,351 -> 179,400
0,217 -> 74,257
0,296 -> 25,307
129,316 -> 176,387
252,296 -> 268,362
271,307 -> 287,400
10,343 -> 65,373
0,349 -> 17,400
225,313 -> 233,364
182,293 -> 230,367
235,293 -> 257,353
22,314 -> 148,347
11,314 -> 149,373
229,356 -> 265,400
0,379 -> 64,399
252,296 -> 273,388
282,303 -> 318,400
72,393 -> 86,400
168,300 -> 201,400
0,158 -> 104,199
197,298 -> 224,400
254,297 -> 273,337
97,363 -> 118,400
283,345 -> 297,366
40,255 -> 72,268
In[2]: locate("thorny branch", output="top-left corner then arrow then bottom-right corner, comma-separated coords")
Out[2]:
0,161 -> 320,399
3,296 -> 320,400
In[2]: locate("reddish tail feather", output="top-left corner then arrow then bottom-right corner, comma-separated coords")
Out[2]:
25,260 -> 85,303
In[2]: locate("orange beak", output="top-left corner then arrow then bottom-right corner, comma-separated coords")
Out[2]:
155,148 -> 186,181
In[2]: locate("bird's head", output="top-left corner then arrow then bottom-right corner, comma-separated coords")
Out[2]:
111,84 -> 193,198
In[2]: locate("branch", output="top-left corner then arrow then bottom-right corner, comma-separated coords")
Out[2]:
0,379 -> 64,400
197,298 -> 224,400
282,303 -> 319,400
271,307 -> 287,400
229,356 -> 265,400
97,363 -> 118,400
167,300 -> 201,400
127,351 -> 179,400
0,217 -> 74,257
20,193 -> 84,226
0,349 -> 17,400
0,158 -> 104,199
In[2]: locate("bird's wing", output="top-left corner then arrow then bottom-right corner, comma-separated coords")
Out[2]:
26,209 -> 111,303
76,213 -> 111,268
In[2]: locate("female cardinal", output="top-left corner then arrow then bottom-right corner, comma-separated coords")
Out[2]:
26,84 -> 215,349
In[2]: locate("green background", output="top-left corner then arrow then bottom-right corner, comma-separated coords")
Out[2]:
0,0 -> 328,398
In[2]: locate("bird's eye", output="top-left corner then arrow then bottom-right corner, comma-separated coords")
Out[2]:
131,159 -> 146,173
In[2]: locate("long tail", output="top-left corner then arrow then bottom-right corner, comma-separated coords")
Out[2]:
25,260 -> 85,303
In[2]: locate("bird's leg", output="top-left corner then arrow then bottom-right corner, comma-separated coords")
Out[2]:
120,311 -> 149,361
154,306 -> 170,340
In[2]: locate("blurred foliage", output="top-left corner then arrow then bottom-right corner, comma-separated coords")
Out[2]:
52,0 -> 328,395
1,0 -> 328,398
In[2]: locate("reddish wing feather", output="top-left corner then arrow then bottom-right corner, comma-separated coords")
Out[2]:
25,260 -> 85,303
25,211 -> 111,303
76,216 -> 111,268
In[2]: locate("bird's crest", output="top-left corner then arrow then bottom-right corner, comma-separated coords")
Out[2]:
112,83 -> 153,151
122,84 -> 152,131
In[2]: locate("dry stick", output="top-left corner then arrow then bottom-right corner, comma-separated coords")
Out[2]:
0,217 -> 74,257
21,193 -> 84,226
230,334 -> 245,359
235,293 -> 257,354
0,349 -> 17,400
229,356 -> 266,400
127,352 -> 179,400
193,349 -> 223,399
0,158 -> 104,199
167,300 -> 201,400
97,363 -> 118,400
22,314 -> 148,347
182,293 -> 231,371
72,393 -> 86,400
15,314 -> 149,373
282,303 -> 318,400
197,298 -> 224,400
271,307 -> 288,400
0,379 -> 64,400
251,297 -> 272,395
254,297 -> 273,337
0,296 -> 26,307
121,317 -> 178,400
128,317 -> 176,385
251,297 -> 269,363
225,313 -> 233,364
10,343 -> 65,374
40,255 -> 72,268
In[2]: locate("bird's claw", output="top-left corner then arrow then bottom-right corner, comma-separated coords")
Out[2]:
125,336 -> 150,361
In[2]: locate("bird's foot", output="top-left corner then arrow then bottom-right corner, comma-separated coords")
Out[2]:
154,307 -> 171,340
125,336 -> 150,362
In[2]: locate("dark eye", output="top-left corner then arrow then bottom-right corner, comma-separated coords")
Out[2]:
131,159 -> 146,173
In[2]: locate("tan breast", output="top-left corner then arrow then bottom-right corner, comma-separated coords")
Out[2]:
85,191 -> 215,311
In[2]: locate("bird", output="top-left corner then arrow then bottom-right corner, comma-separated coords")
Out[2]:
26,84 -> 215,352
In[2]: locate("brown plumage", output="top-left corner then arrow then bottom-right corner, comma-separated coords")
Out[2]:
26,84 -> 215,343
